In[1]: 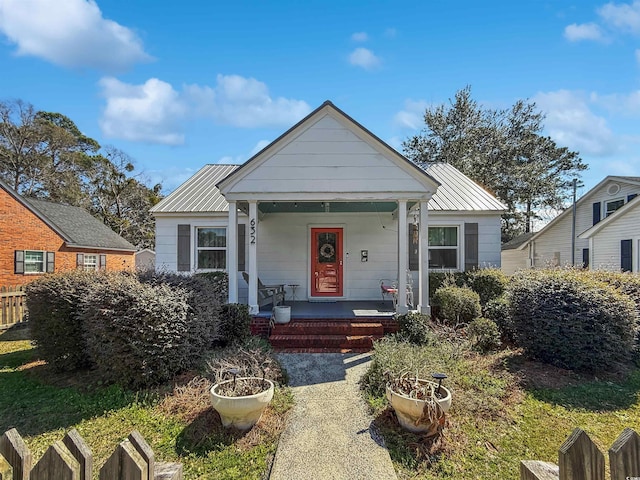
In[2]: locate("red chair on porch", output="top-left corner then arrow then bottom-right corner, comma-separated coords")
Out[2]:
380,272 -> 414,309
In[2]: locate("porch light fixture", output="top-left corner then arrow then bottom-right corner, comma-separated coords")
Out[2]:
412,209 -> 419,227
294,202 -> 298,208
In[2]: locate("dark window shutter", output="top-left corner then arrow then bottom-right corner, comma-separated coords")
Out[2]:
46,252 -> 55,273
621,239 -> 633,272
592,202 -> 601,225
99,254 -> 107,271
177,224 -> 191,272
582,248 -> 589,269
76,253 -> 84,269
408,224 -> 419,271
464,223 -> 479,271
628,194 -> 638,202
14,250 -> 24,274
238,223 -> 246,271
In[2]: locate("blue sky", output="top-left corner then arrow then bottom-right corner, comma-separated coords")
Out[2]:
1,0 -> 639,200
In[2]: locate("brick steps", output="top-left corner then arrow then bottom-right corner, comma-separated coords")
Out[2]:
269,319 -> 390,352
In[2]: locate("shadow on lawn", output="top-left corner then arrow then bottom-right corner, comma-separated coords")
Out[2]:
502,353 -> 640,412
0,346 -> 140,436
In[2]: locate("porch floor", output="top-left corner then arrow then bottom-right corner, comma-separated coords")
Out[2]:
255,300 -> 396,319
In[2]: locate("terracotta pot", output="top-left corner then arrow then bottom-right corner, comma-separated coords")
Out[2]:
386,379 -> 452,433
210,377 -> 275,431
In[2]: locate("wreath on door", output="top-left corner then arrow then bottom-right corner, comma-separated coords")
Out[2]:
320,243 -> 335,259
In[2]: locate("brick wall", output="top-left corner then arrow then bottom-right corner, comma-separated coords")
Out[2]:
0,187 -> 134,286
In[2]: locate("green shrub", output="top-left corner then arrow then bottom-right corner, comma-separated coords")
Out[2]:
467,317 -> 501,352
509,269 -> 638,372
194,271 -> 229,304
484,294 -> 515,344
82,274 -> 191,387
81,272 -> 222,387
465,268 -> 508,305
219,303 -> 252,345
395,312 -> 431,345
590,271 -> 640,315
25,271 -> 109,371
432,286 -> 481,325
428,272 -> 465,298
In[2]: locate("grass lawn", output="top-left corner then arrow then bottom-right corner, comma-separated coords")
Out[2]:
364,338 -> 640,479
0,326 -> 293,480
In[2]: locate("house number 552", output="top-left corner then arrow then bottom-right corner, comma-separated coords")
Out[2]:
250,218 -> 256,244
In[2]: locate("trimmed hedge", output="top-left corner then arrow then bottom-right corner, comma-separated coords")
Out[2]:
26,270 -> 225,387
219,303 -> 252,345
432,286 -> 481,325
509,269 -> 638,372
82,275 -> 193,387
26,271 -> 106,371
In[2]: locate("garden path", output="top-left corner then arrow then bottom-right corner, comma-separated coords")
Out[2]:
269,352 -> 397,480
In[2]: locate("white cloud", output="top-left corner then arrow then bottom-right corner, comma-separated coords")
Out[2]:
348,47 -> 381,70
534,90 -> 615,156
564,22 -> 605,41
384,27 -> 397,38
98,74 -> 310,144
0,0 -> 151,71
393,99 -> 428,130
351,32 -> 368,42
99,77 -> 187,145
598,0 -> 640,34
592,89 -> 640,114
185,74 -> 311,128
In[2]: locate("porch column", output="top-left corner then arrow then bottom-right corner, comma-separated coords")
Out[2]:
248,201 -> 259,314
227,201 -> 238,304
397,200 -> 409,314
418,200 -> 431,315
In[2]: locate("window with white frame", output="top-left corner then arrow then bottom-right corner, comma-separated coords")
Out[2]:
428,226 -> 459,269
24,250 -> 45,273
196,227 -> 226,269
83,254 -> 98,271
605,198 -> 625,217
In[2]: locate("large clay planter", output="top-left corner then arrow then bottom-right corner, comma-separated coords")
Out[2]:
386,379 -> 452,433
210,377 -> 274,431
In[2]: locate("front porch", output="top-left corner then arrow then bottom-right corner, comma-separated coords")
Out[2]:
249,300 -> 400,352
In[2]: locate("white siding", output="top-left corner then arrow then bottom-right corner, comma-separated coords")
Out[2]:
591,209 -> 640,271
157,211 -> 501,302
228,116 -> 429,196
155,214 -> 241,272
531,180 -> 640,268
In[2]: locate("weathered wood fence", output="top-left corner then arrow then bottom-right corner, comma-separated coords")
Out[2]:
0,286 -> 27,330
521,427 -> 640,480
0,428 -> 182,480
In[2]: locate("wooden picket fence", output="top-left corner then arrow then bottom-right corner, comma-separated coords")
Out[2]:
0,428 -> 182,480
0,286 -> 27,330
521,427 -> 640,480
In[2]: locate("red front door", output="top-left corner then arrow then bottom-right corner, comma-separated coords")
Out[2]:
311,228 -> 343,297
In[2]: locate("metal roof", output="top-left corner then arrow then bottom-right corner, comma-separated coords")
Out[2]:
151,162 -> 505,214
426,163 -> 506,211
150,164 -> 239,213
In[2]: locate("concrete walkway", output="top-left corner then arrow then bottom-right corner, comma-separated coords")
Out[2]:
269,353 -> 397,480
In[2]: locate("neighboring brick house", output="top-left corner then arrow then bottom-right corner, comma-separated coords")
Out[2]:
0,179 -> 136,286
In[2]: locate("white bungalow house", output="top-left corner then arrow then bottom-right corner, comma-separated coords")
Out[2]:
152,101 -> 505,315
501,176 -> 640,274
